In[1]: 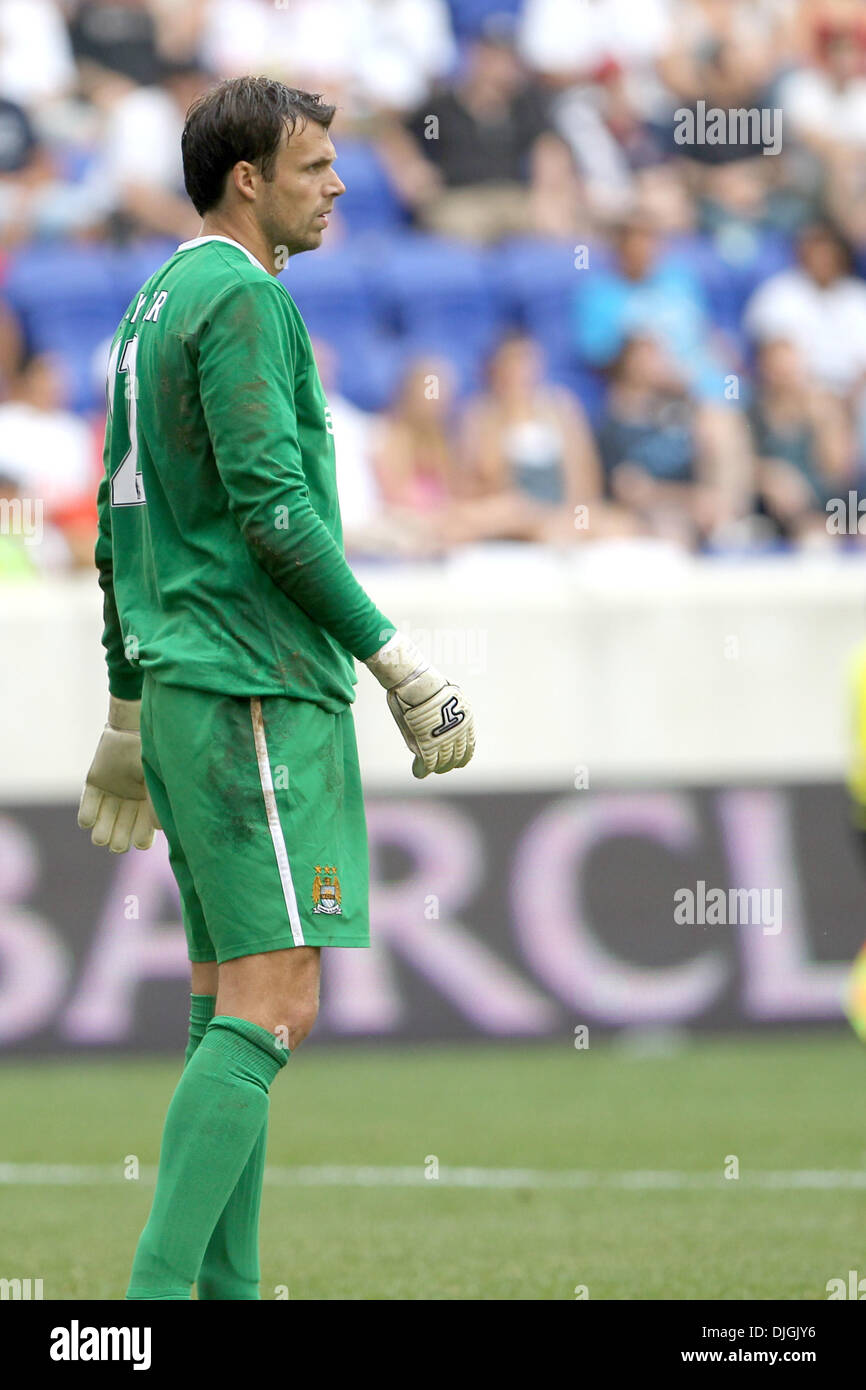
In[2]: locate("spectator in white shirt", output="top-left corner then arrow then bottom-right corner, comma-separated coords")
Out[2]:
744,221 -> 866,397
0,351 -> 94,507
0,351 -> 99,567
201,0 -> 456,115
0,0 -> 75,107
777,17 -> 866,153
519,0 -> 673,92
99,59 -> 209,238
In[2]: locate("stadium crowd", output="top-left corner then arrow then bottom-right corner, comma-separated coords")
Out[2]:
3,0 -> 866,571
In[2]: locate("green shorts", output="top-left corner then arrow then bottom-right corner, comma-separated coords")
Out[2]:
140,674 -> 371,963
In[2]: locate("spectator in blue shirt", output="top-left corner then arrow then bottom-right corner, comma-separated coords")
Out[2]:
574,212 -> 730,400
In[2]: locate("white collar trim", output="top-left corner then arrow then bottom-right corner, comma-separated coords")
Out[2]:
175,234 -> 272,275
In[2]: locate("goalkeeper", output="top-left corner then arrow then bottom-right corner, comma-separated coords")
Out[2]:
78,76 -> 474,1301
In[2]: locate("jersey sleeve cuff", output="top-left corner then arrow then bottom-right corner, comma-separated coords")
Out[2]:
108,668 -> 144,702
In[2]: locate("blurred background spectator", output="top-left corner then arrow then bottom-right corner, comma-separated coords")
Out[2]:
744,221 -> 866,396
747,335 -> 854,540
380,17 -> 578,241
314,336 -> 452,558
596,332 -> 752,548
454,332 -> 621,543
4,0 -> 866,571
0,348 -> 100,564
573,212 -> 732,399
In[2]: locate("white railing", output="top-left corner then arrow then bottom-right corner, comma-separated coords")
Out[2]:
2,543 -> 865,799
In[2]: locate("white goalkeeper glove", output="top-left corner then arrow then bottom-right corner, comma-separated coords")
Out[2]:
365,631 -> 475,779
78,696 -> 161,852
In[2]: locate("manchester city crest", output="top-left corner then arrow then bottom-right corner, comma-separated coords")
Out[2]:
312,864 -> 342,915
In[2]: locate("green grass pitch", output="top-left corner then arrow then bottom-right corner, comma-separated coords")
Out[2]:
1,1034 -> 864,1300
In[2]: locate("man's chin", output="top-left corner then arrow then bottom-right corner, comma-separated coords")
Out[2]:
287,230 -> 324,257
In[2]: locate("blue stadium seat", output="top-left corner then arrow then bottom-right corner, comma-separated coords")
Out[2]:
371,234 -> 508,362
495,236 -> 611,382
446,0 -> 523,39
333,328 -> 408,413
4,243 -> 120,411
395,329 -> 486,400
281,242 -> 376,345
549,361 -> 609,428
669,231 -> 795,337
109,239 -> 176,317
331,139 -> 408,233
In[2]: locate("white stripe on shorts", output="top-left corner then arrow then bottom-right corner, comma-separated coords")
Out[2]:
250,696 -> 305,946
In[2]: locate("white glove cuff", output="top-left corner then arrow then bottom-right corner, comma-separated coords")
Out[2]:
107,695 -> 142,733
364,630 -> 428,691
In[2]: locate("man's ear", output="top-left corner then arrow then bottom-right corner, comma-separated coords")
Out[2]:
231,160 -> 258,203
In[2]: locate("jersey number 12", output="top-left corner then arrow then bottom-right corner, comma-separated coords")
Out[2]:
107,335 -> 146,507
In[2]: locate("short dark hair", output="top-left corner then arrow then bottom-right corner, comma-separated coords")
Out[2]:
795,218 -> 854,279
182,76 -> 336,215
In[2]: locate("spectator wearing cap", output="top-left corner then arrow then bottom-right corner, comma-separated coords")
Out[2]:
777,11 -> 866,152
779,11 -> 866,248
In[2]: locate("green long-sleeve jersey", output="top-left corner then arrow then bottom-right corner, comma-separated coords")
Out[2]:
96,234 -> 393,710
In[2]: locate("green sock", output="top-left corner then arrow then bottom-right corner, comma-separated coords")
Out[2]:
183,992 -> 215,1067
197,1117 -> 270,1300
185,995 -> 277,1300
126,1015 -> 287,1300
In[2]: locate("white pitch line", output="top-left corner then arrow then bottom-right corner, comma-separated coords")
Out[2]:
0,1164 -> 865,1190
